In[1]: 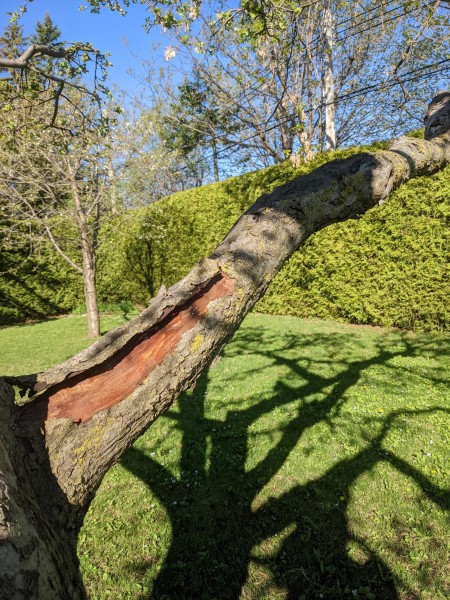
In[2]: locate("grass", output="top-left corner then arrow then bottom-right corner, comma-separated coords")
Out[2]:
1,313 -> 449,599
0,314 -> 129,375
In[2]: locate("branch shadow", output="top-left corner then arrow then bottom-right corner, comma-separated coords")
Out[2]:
120,325 -> 449,599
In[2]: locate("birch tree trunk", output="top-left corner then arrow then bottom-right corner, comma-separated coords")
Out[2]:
323,0 -> 336,151
1,93 -> 449,599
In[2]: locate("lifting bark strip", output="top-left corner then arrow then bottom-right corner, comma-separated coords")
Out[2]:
18,272 -> 234,428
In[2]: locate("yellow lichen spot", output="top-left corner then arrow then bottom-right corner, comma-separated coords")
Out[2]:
74,422 -> 106,459
235,287 -> 245,303
191,334 -> 204,352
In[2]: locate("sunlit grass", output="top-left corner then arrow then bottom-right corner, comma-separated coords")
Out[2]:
1,313 -> 449,599
0,314 -> 130,375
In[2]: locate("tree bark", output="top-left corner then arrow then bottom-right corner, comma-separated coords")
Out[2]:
0,380 -> 86,600
212,138 -> 220,182
1,94 -> 449,598
81,244 -> 100,339
323,0 -> 336,151
70,168 -> 101,339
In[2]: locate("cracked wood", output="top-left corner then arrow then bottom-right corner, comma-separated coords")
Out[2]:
19,273 -> 234,427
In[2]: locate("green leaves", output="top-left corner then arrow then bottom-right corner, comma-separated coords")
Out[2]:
99,143 -> 450,333
260,153 -> 450,332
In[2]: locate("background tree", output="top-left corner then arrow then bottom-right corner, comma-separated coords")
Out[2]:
0,18 -> 26,62
145,0 -> 450,171
0,94 -> 121,337
0,13 -> 126,337
0,6 -> 112,129
160,70 -> 239,181
115,100 -> 210,203
29,11 -> 62,78
0,19 -> 27,93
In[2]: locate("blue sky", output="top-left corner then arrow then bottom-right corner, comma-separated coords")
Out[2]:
1,0 -> 170,93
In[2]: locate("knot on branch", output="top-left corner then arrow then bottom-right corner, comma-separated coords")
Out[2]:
424,90 -> 450,140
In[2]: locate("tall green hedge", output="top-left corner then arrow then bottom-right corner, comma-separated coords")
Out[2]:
100,141 -> 448,332
258,168 -> 450,331
98,145 -> 384,301
2,140 -> 449,331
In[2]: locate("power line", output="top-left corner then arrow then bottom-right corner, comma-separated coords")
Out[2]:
334,0 -> 402,30
309,0 -> 404,47
337,0 -> 437,41
307,0 -> 437,59
210,58 -> 450,160
308,1 -> 436,54
174,0 -> 440,138
338,1 -> 416,36
239,0 -> 438,108
166,57 -> 450,161
163,2 -> 447,163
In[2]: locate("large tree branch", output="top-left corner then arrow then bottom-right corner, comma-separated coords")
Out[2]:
0,44 -> 66,69
9,92 -> 450,510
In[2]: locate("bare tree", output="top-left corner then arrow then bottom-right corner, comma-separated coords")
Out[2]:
0,9 -> 112,129
150,0 -> 450,171
1,92 -> 449,598
0,94 -> 123,337
117,100 -> 212,204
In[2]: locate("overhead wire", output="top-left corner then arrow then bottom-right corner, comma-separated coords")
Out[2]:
163,1 -> 448,164
207,0 -> 439,127
210,58 -> 450,160
168,58 -> 450,163
309,0 -> 405,47
307,0 -> 438,57
337,0 -> 437,39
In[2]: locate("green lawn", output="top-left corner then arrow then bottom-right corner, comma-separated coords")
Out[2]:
0,314 -> 130,375
1,313 -> 449,599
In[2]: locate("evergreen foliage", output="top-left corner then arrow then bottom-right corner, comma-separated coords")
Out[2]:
0,249 -> 80,325
101,141 -> 448,332
30,12 -> 62,46
2,140 -> 449,331
259,167 -> 450,331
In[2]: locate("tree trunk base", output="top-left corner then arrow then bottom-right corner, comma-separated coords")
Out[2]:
0,380 -> 86,600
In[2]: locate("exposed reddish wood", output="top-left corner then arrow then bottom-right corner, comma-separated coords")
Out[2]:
19,273 -> 234,427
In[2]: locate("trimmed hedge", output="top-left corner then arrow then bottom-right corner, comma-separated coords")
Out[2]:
2,140 -> 449,331
0,248 -> 81,326
258,169 -> 450,331
101,141 -> 448,332
98,145 -> 385,301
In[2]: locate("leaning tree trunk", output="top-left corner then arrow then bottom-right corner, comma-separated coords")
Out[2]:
1,93 -> 449,599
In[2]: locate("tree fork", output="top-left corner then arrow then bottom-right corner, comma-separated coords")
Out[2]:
1,93 -> 450,598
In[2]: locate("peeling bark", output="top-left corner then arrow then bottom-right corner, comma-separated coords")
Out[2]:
20,273 -> 234,427
1,94 -> 450,598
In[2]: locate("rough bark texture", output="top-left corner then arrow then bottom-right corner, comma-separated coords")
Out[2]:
1,94 -> 450,598
0,381 -> 85,600
71,173 -> 101,339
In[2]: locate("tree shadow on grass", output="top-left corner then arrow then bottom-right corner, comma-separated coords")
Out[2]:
121,325 -> 450,599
